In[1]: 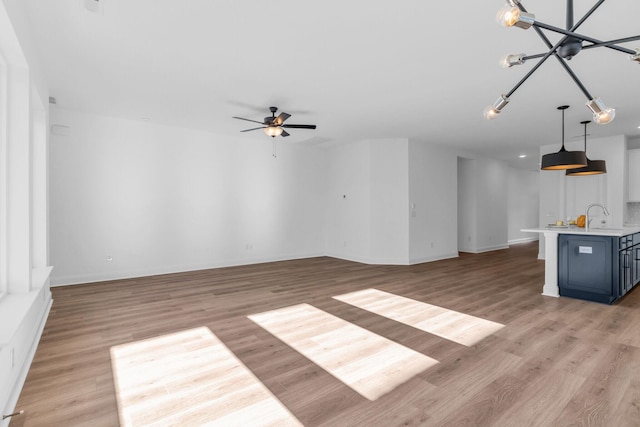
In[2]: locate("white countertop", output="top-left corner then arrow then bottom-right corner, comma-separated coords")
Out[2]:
521,226 -> 640,237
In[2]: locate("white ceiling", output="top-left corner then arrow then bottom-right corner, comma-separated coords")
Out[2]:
23,0 -> 640,170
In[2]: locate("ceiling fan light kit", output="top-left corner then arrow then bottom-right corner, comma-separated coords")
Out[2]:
264,126 -> 284,137
541,105 -> 588,171
486,0 -> 640,124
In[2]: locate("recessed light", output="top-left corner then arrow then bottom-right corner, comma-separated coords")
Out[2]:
519,154 -> 526,158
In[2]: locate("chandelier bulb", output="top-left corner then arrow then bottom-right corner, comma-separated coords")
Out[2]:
499,53 -> 526,68
484,106 -> 500,120
496,3 -> 534,29
586,97 -> 615,125
484,95 -> 510,120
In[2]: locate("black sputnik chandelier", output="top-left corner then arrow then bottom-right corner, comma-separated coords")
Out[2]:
485,0 -> 640,124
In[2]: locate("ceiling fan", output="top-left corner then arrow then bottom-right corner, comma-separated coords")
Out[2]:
233,106 -> 317,138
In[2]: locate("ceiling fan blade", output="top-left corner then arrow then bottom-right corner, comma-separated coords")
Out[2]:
233,116 -> 265,125
240,126 -> 266,132
274,112 -> 291,126
282,124 -> 317,129
281,130 -> 290,137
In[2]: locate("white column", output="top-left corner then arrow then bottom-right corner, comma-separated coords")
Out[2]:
31,108 -> 48,270
542,231 -> 560,297
6,65 -> 31,294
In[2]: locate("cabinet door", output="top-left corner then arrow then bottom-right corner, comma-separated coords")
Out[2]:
560,237 -> 613,295
633,245 -> 640,287
629,150 -> 640,202
620,248 -> 633,295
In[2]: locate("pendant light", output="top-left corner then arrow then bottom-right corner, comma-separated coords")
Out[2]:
541,105 -> 587,170
566,120 -> 607,176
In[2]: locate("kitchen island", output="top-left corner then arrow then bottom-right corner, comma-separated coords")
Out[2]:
521,226 -> 640,303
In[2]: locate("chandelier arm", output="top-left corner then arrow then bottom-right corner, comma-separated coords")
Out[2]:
518,0 -> 604,33
582,35 -> 640,50
532,21 -> 636,55
570,0 -> 605,31
553,56 -> 594,100
518,0 -> 605,61
525,1 -> 605,58
523,53 -> 548,60
505,47 -> 558,98
532,23 -> 555,49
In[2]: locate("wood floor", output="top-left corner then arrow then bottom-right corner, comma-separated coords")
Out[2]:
10,242 -> 640,426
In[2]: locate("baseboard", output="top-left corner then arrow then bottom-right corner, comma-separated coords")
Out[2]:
50,252 -> 325,286
323,253 -> 410,265
508,237 -> 539,245
460,244 -> 510,254
52,249 -> 476,285
409,252 -> 459,265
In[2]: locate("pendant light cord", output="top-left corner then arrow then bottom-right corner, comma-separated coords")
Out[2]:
561,108 -> 565,149
558,105 -> 569,149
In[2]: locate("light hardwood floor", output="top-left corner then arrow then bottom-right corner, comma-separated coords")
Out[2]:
10,242 -> 640,426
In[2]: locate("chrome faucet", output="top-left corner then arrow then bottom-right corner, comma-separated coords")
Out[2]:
585,203 -> 610,231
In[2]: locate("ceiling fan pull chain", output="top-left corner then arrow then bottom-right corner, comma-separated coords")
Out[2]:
273,139 -> 277,158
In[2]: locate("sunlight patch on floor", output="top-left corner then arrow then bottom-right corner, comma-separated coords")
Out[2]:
333,288 -> 504,346
110,327 -> 302,427
248,303 -> 438,401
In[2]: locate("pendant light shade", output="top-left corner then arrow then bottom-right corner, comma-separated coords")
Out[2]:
541,147 -> 588,170
541,105 -> 587,171
566,120 -> 607,176
566,159 -> 607,175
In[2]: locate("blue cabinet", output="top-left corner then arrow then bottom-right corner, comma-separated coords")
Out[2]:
558,232 -> 640,304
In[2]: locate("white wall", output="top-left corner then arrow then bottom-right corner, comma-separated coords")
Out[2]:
49,108 -> 326,285
369,139 -> 410,264
324,138 -> 410,264
324,140 -> 372,262
457,158 -> 476,252
325,138 -> 461,265
507,168 -> 539,244
457,157 -> 510,253
476,158 -> 509,252
408,141 -> 459,263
